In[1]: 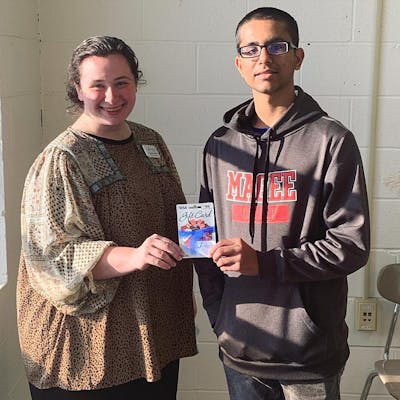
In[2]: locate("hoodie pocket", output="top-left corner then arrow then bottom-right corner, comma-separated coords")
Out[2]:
214,276 -> 327,365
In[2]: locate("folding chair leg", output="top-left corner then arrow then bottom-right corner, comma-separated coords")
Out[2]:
360,371 -> 378,400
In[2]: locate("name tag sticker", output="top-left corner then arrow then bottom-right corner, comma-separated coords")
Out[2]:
141,144 -> 161,159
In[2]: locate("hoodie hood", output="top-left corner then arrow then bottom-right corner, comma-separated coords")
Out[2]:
223,86 -> 327,140
222,86 -> 327,246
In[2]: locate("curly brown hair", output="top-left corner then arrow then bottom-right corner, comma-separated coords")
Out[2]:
66,36 -> 142,111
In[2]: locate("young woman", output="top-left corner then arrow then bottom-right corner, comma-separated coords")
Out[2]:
17,36 -> 197,400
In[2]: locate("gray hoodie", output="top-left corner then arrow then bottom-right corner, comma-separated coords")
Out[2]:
195,86 -> 370,380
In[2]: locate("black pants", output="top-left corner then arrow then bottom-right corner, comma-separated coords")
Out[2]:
29,359 -> 180,400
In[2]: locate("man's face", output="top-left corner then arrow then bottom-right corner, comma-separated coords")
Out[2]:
235,19 -> 304,99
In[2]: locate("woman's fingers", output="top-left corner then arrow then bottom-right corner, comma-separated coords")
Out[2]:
141,234 -> 185,270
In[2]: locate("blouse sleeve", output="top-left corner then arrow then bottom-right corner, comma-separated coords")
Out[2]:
21,145 -> 120,315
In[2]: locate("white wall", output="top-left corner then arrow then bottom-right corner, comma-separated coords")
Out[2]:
0,0 -> 399,399
0,0 -> 42,399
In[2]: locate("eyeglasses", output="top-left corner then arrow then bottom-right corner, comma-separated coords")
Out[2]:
237,41 -> 298,58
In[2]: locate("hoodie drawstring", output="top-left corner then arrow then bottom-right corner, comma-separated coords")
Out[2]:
261,135 -> 271,252
249,137 -> 260,243
249,135 -> 270,250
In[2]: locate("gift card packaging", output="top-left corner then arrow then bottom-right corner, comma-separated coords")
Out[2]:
176,202 -> 217,258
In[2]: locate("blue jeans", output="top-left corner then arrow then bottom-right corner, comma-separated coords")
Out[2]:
224,364 -> 342,400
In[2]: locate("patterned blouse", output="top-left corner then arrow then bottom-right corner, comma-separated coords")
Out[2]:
16,121 -> 197,390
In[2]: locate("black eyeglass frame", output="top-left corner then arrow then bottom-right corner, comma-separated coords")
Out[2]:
237,41 -> 298,58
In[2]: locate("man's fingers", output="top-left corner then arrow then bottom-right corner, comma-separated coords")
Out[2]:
212,244 -> 239,263
215,254 -> 239,268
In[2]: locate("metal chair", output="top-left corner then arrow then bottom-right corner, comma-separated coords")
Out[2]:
360,263 -> 400,399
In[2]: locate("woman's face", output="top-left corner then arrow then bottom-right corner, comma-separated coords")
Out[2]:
76,54 -> 137,131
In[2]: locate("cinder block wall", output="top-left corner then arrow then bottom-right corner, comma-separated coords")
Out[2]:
0,0 -> 42,399
0,1 -> 399,399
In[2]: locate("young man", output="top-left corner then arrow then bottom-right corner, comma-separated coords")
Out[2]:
195,7 -> 370,400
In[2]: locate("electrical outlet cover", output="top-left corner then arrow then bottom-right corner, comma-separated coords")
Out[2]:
355,298 -> 377,331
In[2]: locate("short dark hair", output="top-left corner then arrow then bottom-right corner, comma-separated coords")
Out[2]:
235,7 -> 299,48
66,36 -> 142,111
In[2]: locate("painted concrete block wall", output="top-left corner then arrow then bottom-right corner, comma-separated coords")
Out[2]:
37,0 -> 400,399
0,0 -> 399,399
0,0 -> 42,399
